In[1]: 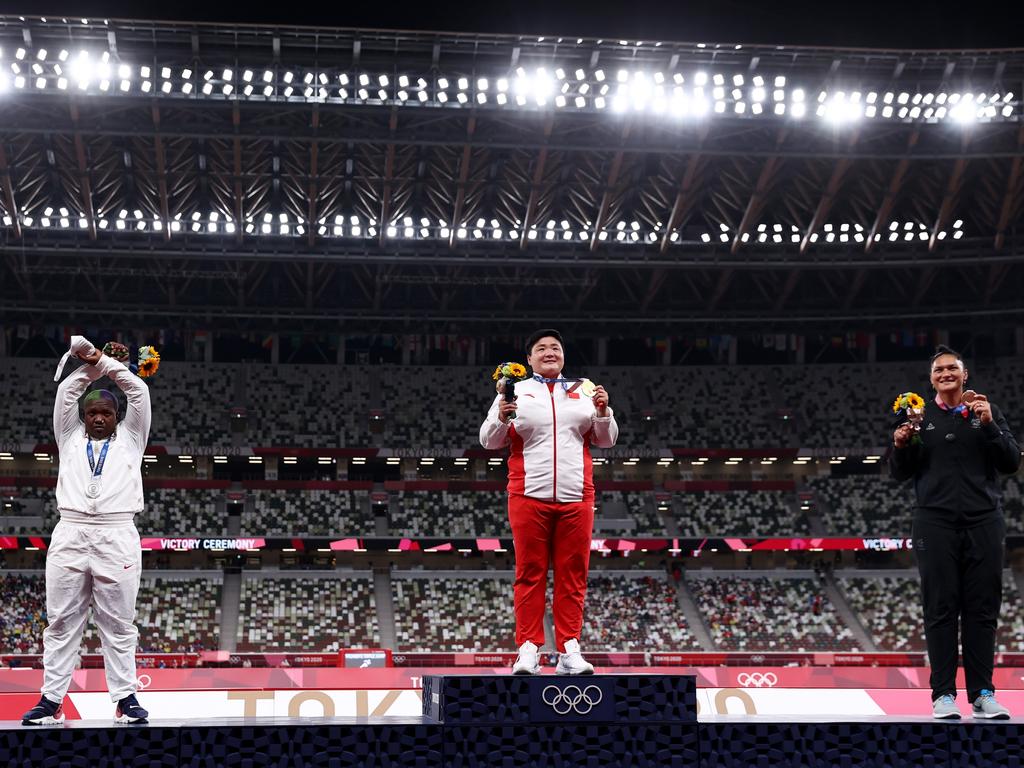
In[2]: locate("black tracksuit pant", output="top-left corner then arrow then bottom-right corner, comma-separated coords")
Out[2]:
912,514 -> 1004,702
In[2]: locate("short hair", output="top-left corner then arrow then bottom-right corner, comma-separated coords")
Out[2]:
83,389 -> 118,409
525,328 -> 564,357
930,345 -> 964,368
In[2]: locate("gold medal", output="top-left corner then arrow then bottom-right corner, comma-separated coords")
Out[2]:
580,379 -> 597,398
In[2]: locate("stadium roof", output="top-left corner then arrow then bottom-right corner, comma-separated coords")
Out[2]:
0,15 -> 1022,334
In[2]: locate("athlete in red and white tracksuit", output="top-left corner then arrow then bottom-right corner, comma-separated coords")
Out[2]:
40,338 -> 151,714
480,347 -> 618,660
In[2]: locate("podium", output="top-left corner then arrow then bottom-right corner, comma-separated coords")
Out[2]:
423,673 -> 699,766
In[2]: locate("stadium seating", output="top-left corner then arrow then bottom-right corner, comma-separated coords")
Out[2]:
676,490 -> 807,536
837,574 -> 925,651
810,475 -> 916,534
582,574 -> 701,651
0,573 -> 46,654
147,362 -> 238,448
644,365 -> 794,448
137,488 -> 227,534
241,489 -> 373,536
245,364 -> 372,447
688,574 -> 859,651
389,491 -> 509,537
840,571 -> 1024,652
391,574 -> 515,651
236,575 -> 379,651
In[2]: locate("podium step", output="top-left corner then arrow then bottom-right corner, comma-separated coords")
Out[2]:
423,673 -> 697,724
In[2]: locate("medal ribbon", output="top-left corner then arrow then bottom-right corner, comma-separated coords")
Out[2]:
532,374 -> 583,392
87,438 -> 111,479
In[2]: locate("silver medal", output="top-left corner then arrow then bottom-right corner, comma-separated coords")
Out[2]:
86,479 -> 102,499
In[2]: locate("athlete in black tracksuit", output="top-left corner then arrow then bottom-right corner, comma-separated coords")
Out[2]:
889,349 -> 1020,710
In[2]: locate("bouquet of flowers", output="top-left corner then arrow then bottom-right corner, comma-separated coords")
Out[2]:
102,341 -> 161,378
892,391 -> 926,432
491,362 -> 528,419
137,346 -> 161,378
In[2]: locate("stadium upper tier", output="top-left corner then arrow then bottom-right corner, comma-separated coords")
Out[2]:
4,476 -> 1023,538
3,356 -> 1022,450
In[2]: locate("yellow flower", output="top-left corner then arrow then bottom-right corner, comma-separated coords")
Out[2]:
892,398 -> 901,413
137,346 -> 161,378
909,394 -> 924,409
492,365 -> 503,381
509,363 -> 526,377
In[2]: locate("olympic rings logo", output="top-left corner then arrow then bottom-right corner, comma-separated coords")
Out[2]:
736,672 -> 778,688
541,684 -> 603,715
136,674 -> 152,690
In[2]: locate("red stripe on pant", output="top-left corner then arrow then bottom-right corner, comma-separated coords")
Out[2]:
508,493 -> 594,652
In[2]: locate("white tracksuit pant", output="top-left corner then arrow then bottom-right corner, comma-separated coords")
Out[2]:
42,520 -> 142,703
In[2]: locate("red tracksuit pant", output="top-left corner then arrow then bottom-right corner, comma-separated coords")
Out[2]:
508,494 -> 594,652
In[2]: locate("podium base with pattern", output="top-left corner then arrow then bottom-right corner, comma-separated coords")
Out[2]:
1,675 -> 1021,767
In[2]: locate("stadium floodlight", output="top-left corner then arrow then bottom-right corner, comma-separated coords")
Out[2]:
378,88 -> 388,100
57,77 -> 67,90
713,73 -> 724,86
477,77 -> 488,91
222,68 -> 233,81
264,85 -> 274,97
140,66 -> 150,78
303,72 -> 314,84
202,82 -> 213,95
242,69 -> 253,82
752,87 -> 765,102
223,84 -> 233,95
15,48 -> 25,60
34,77 -> 45,89
457,76 -> 468,90
37,48 -> 47,61
594,69 -> 605,82
203,69 -> 214,81
694,71 -> 708,86
182,68 -> 192,79
379,74 -> 389,87
284,86 -> 294,97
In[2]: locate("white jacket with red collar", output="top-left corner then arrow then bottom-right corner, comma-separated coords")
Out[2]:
479,376 -> 618,503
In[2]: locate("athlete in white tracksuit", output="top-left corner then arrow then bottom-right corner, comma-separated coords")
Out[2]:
22,337 -> 152,725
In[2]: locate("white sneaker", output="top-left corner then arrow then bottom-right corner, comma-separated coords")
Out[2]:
512,641 -> 540,675
556,638 -> 594,675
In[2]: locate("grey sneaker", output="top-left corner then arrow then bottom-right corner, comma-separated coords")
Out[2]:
933,694 -> 961,719
972,690 -> 1010,720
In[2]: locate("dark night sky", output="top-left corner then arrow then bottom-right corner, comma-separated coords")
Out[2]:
2,1 -> 1022,50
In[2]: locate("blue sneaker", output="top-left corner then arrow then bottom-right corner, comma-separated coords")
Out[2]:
973,690 -> 1010,720
932,694 -> 961,719
114,694 -> 149,724
21,696 -> 65,726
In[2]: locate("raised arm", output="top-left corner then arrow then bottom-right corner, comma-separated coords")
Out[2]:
480,394 -> 512,449
590,407 -> 618,448
94,355 -> 152,449
53,360 -> 104,442
984,404 -> 1021,475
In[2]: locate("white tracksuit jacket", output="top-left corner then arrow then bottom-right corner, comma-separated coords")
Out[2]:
479,376 -> 618,503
